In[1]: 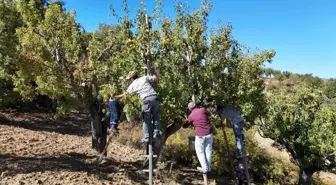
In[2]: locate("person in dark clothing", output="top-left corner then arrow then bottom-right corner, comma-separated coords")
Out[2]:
217,105 -> 245,155
108,97 -> 123,133
217,104 -> 249,185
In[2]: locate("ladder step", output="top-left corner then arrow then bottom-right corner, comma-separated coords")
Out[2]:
142,169 -> 158,173
141,155 -> 158,158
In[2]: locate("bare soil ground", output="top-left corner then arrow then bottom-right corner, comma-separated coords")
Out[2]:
3,111 -> 333,185
0,111 -> 234,185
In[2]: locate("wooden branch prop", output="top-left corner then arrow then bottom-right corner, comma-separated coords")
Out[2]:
144,14 -> 155,185
145,14 -> 152,76
221,119 -> 237,182
97,44 -> 113,61
202,173 -> 208,185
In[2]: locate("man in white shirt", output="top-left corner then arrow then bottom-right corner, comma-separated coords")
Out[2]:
114,69 -> 160,142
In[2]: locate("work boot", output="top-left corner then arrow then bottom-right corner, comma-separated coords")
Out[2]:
110,124 -> 119,134
100,156 -> 108,164
196,167 -> 207,174
141,137 -> 149,143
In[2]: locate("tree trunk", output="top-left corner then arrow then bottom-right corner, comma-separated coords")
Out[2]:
89,101 -> 107,155
152,121 -> 183,166
85,75 -> 107,154
298,168 -> 314,185
153,135 -> 168,166
51,98 -> 57,113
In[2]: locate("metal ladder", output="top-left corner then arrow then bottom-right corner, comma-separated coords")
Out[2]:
141,121 -> 158,185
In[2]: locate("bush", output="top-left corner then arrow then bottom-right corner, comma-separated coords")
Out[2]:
0,87 -> 21,109
161,128 -> 197,165
160,124 -> 300,185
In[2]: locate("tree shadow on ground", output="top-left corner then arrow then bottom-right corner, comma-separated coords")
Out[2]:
0,112 -> 91,136
0,152 -> 148,184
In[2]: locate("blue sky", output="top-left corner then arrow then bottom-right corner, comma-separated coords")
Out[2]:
63,0 -> 336,79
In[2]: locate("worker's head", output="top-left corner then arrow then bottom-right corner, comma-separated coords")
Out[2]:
127,71 -> 138,81
187,101 -> 196,111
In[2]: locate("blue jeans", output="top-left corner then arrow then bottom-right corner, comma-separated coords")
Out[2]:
108,99 -> 122,128
233,121 -> 245,155
142,95 -> 160,139
233,121 -> 247,182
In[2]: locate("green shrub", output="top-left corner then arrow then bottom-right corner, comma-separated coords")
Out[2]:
161,128 -> 197,165
0,87 -> 21,109
162,124 -> 300,185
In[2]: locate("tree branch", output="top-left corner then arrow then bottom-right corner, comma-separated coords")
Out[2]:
55,47 -> 61,63
258,117 -> 270,138
178,51 -> 188,62
257,126 -> 265,138
326,151 -> 336,158
33,30 -> 52,50
166,122 -> 183,139
177,38 -> 191,62
293,112 -> 298,124
97,44 -> 113,61
33,29 -> 85,102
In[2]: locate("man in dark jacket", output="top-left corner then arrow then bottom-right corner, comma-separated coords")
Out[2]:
217,105 -> 245,155
217,104 -> 249,185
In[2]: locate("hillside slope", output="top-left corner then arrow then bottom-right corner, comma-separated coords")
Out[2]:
253,131 -> 336,184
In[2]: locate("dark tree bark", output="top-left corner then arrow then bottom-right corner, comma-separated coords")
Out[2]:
89,100 -> 107,154
85,75 -> 107,154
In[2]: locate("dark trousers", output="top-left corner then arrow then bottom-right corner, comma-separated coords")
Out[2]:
142,95 -> 160,138
108,99 -> 122,127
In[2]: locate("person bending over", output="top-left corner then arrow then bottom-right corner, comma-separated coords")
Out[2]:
184,101 -> 213,173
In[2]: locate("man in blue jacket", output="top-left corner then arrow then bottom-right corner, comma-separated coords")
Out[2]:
217,104 -> 249,185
